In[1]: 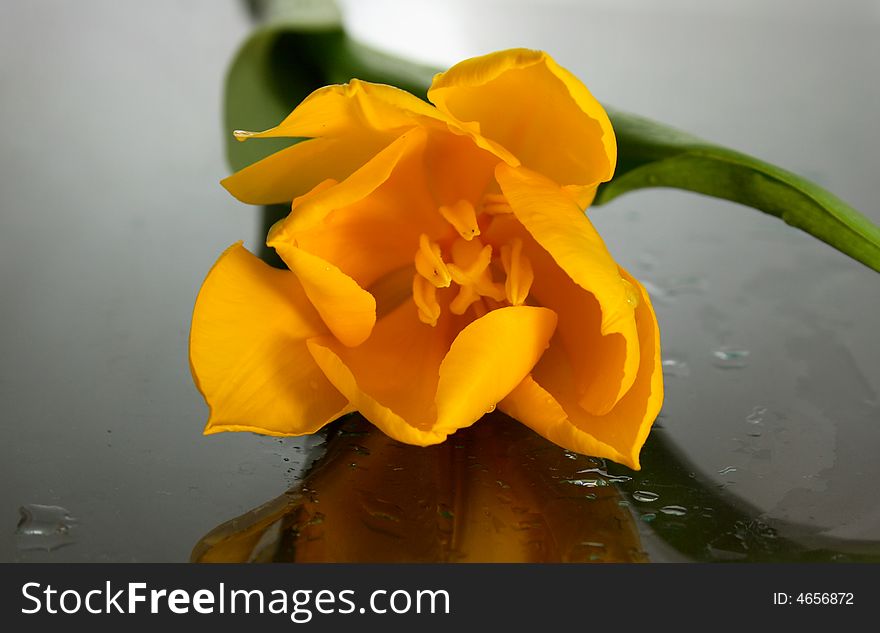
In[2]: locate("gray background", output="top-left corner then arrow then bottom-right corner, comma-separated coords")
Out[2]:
2,0 -> 878,561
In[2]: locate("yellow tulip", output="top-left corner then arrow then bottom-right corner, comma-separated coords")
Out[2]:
190,49 -> 663,469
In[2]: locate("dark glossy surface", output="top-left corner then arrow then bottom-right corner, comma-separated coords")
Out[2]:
2,0 -> 878,561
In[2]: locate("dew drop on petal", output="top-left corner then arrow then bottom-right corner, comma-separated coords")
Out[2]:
622,279 -> 640,308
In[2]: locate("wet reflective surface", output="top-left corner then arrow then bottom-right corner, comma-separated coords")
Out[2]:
193,414 -> 646,563
2,1 -> 879,562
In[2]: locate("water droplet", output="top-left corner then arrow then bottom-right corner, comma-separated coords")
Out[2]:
15,504 -> 78,551
622,279 -> 640,307
361,492 -> 404,523
718,466 -> 737,475
661,357 -> 690,378
516,518 -> 544,530
712,347 -> 750,369
632,490 -> 659,503
563,478 -> 609,488
350,444 -> 371,456
485,403 -> 496,413
660,505 -> 687,516
746,406 -> 767,424
641,513 -> 657,523
575,467 -> 631,483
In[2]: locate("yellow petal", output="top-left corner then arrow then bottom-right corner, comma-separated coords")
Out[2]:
434,306 -> 557,434
221,135 -> 390,205
236,80 -> 446,140
189,243 -> 351,435
307,298 -> 557,444
500,271 -> 663,470
271,243 -> 376,349
429,49 -> 616,194
423,124 -> 514,207
306,299 -> 456,446
493,165 -> 639,414
270,130 -> 450,294
223,80 -> 449,205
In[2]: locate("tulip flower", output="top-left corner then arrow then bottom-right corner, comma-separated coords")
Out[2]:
190,49 -> 663,469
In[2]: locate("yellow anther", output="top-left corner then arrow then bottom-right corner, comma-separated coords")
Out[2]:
500,238 -> 534,306
412,274 -> 441,326
439,199 -> 481,240
414,234 -> 451,288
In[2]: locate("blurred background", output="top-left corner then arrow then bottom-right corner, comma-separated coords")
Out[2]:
1,0 -> 878,561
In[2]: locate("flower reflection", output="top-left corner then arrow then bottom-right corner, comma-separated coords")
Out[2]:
192,412 -> 646,563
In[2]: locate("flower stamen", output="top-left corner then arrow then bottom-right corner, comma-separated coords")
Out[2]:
500,238 -> 534,306
414,233 -> 452,288
411,203 -> 535,323
439,199 -> 480,240
412,274 -> 441,326
447,238 -> 505,315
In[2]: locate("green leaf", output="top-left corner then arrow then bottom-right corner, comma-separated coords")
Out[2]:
223,23 -> 880,271
223,25 -> 435,172
224,27 -> 345,171
605,431 -> 880,562
595,109 -> 880,272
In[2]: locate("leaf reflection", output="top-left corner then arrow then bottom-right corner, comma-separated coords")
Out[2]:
192,413 -> 646,563
604,431 -> 880,562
